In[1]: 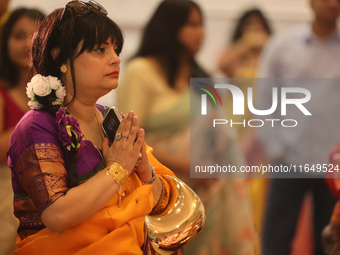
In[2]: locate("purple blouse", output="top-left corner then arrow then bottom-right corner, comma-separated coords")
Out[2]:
7,105 -> 106,235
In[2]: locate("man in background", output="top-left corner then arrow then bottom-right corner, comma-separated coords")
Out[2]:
258,0 -> 340,254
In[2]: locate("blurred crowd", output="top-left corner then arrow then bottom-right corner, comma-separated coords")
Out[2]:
1,0 -> 340,255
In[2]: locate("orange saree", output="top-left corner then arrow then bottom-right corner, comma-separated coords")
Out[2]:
14,145 -> 174,255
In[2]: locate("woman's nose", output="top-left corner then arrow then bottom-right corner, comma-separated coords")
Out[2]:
110,49 -> 121,65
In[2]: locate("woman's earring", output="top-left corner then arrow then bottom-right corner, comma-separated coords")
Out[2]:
60,65 -> 68,74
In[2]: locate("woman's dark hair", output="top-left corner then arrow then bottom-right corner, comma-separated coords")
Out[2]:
32,6 -> 124,188
0,8 -> 45,88
134,0 -> 208,87
231,8 -> 272,43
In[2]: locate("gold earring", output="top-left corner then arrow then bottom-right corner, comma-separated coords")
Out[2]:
60,65 -> 68,74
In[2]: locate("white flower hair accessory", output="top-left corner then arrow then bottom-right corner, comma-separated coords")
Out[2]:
26,74 -> 66,110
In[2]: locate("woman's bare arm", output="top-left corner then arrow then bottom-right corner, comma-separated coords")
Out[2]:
41,169 -> 120,232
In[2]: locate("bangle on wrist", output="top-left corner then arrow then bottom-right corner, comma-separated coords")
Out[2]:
106,161 -> 128,186
142,164 -> 156,184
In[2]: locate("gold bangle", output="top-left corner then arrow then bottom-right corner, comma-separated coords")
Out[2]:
106,161 -> 128,186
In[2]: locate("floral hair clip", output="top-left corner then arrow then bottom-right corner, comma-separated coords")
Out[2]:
26,74 -> 66,110
56,107 -> 85,156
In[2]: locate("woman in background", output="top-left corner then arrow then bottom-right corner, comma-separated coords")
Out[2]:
0,8 -> 44,255
117,1 -> 255,254
118,0 -> 206,175
218,8 -> 271,78
218,11 -> 272,247
217,8 -> 272,147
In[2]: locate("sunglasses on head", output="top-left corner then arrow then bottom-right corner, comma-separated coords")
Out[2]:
60,0 -> 108,21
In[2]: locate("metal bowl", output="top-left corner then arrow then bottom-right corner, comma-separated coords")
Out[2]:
145,175 -> 206,254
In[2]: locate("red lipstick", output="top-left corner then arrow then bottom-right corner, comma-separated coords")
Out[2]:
106,71 -> 119,78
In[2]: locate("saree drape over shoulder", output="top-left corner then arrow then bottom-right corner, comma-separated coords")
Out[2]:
7,105 -> 175,255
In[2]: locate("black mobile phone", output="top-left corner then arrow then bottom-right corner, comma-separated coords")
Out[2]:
102,107 -> 123,144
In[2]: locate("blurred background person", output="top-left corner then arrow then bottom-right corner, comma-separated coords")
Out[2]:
0,0 -> 10,39
117,0 -> 255,254
217,9 -> 272,159
322,141 -> 340,254
0,8 -> 44,255
0,0 -> 9,17
218,9 -> 272,249
0,0 -> 9,16
257,0 -> 340,254
0,0 -> 11,75
218,8 -> 271,79
217,8 -> 272,144
118,0 -> 206,175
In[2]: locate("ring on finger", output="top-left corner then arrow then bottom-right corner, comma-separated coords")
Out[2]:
121,134 -> 128,139
115,133 -> 122,140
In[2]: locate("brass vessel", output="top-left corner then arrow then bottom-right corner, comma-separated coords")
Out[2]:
145,175 -> 206,254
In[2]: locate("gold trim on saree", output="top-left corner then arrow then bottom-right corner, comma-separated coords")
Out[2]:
14,143 -> 68,214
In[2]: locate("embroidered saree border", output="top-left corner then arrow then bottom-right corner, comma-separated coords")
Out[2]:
13,142 -> 105,234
